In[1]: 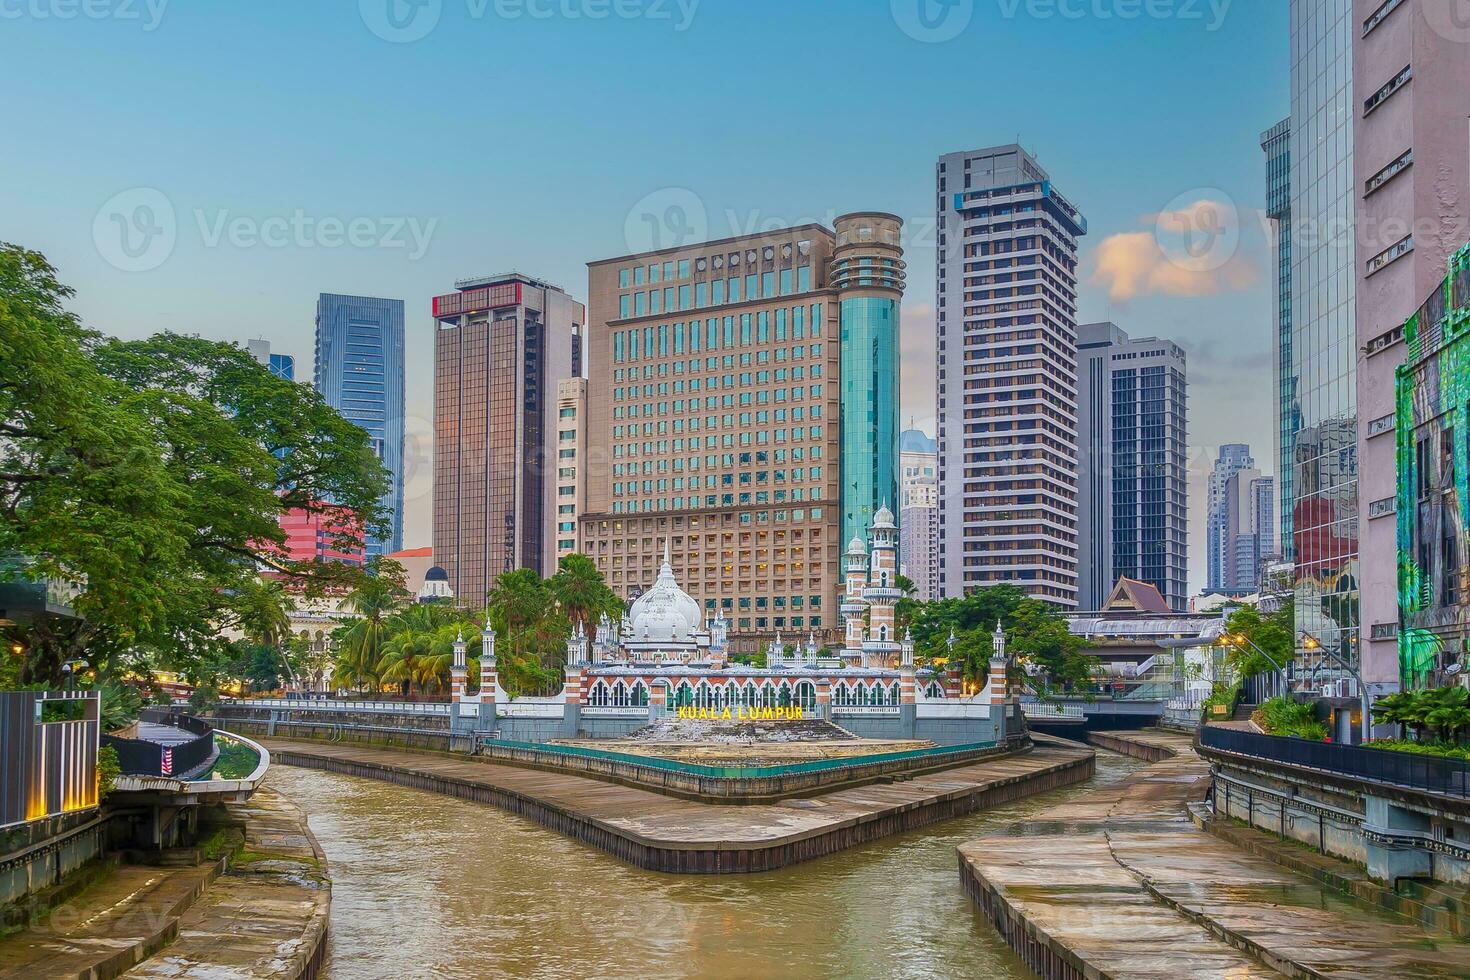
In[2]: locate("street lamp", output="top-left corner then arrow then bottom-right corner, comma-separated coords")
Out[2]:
1219,632 -> 1288,699
1302,633 -> 1371,743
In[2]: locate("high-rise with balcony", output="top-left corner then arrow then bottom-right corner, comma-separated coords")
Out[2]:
432,274 -> 584,605
580,215 -> 903,644
1075,322 -> 1188,612
1207,444 -> 1255,592
935,144 -> 1087,605
899,428 -> 939,602
1353,0 -> 1470,691
314,294 -> 405,557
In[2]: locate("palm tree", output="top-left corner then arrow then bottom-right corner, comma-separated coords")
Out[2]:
331,558 -> 409,691
486,568 -> 569,696
378,603 -> 471,695
234,577 -> 295,689
549,553 -> 622,641
1372,690 -> 1419,740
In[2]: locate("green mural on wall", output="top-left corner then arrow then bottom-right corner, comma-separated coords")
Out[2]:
1395,241 -> 1470,688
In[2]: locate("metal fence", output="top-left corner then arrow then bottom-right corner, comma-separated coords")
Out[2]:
1199,725 -> 1470,799
102,713 -> 216,778
0,691 -> 99,829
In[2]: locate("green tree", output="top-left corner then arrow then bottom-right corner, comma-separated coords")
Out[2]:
549,553 -> 623,641
0,244 -> 394,690
1221,603 -> 1293,678
331,557 -> 409,691
486,568 -> 569,696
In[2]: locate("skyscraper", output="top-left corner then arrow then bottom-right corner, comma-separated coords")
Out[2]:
1354,0 -> 1470,691
579,216 -> 902,643
1224,469 -> 1275,594
247,338 -> 295,381
1288,0 -> 1357,665
1075,323 -> 1188,611
315,294 -> 405,558
1207,444 -> 1255,593
899,428 -> 939,602
935,144 -> 1087,605
432,274 -> 584,604
1261,117 -> 1297,564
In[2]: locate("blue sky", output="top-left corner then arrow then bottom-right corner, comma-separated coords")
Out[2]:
1,0 -> 1288,591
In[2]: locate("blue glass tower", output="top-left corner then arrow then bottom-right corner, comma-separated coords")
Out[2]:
314,293 -> 406,557
1261,117 -> 1296,564
831,213 -> 905,548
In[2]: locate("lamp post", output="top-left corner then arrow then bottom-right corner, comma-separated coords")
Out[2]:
1219,632 -> 1287,699
1303,633 -> 1371,743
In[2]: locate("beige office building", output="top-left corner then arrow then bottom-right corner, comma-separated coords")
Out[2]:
581,216 -> 904,643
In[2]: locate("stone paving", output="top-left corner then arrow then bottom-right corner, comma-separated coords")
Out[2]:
0,789 -> 328,980
959,730 -> 1470,979
264,737 -> 1093,857
120,790 -> 329,978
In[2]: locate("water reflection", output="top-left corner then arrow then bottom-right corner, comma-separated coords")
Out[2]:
267,752 -> 1144,980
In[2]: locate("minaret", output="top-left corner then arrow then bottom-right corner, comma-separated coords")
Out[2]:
862,503 -> 902,667
478,623 -> 497,729
450,631 -> 467,705
840,534 -> 870,664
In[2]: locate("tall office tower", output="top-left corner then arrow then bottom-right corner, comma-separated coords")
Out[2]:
832,213 -> 906,545
1207,444 -> 1255,592
1288,0 -> 1357,664
432,274 -> 584,604
1353,0 -> 1470,691
247,338 -> 295,381
1224,469 -> 1275,593
1075,323 -> 1189,612
899,429 -> 939,601
315,294 -> 405,558
935,145 -> 1087,605
1261,117 -> 1298,564
581,216 -> 903,642
554,378 -> 589,565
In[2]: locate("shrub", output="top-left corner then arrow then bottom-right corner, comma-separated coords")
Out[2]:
97,743 -> 120,800
1253,695 -> 1328,741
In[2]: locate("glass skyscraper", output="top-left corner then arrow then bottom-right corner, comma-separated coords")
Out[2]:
315,293 -> 406,557
1261,116 -> 1296,564
832,213 -> 905,548
1288,0 -> 1357,663
1076,323 -> 1188,611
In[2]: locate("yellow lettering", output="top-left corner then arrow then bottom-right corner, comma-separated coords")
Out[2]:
721,707 -> 732,720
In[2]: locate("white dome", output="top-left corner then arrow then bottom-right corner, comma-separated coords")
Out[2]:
628,556 -> 703,642
846,535 -> 867,555
872,502 -> 896,529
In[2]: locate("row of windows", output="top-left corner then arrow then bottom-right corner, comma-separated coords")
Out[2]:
613,307 -> 823,360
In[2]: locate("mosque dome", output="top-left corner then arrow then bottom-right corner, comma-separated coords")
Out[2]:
628,551 -> 703,642
847,534 -> 867,555
872,502 -> 896,529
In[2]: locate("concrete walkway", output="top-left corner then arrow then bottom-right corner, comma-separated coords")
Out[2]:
265,737 -> 1095,873
960,730 -> 1470,979
0,790 -> 328,980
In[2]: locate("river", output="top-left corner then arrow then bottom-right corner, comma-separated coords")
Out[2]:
266,751 -> 1144,979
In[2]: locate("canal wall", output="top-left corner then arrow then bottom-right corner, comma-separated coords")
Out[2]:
1086,729 -> 1182,763
0,810 -> 115,926
267,739 -> 1095,874
1198,733 -> 1470,889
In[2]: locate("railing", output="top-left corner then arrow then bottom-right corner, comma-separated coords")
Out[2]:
223,697 -> 451,716
1199,725 -> 1470,799
831,705 -> 902,716
1022,703 -> 1085,719
481,737 -> 999,780
103,713 -> 215,778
